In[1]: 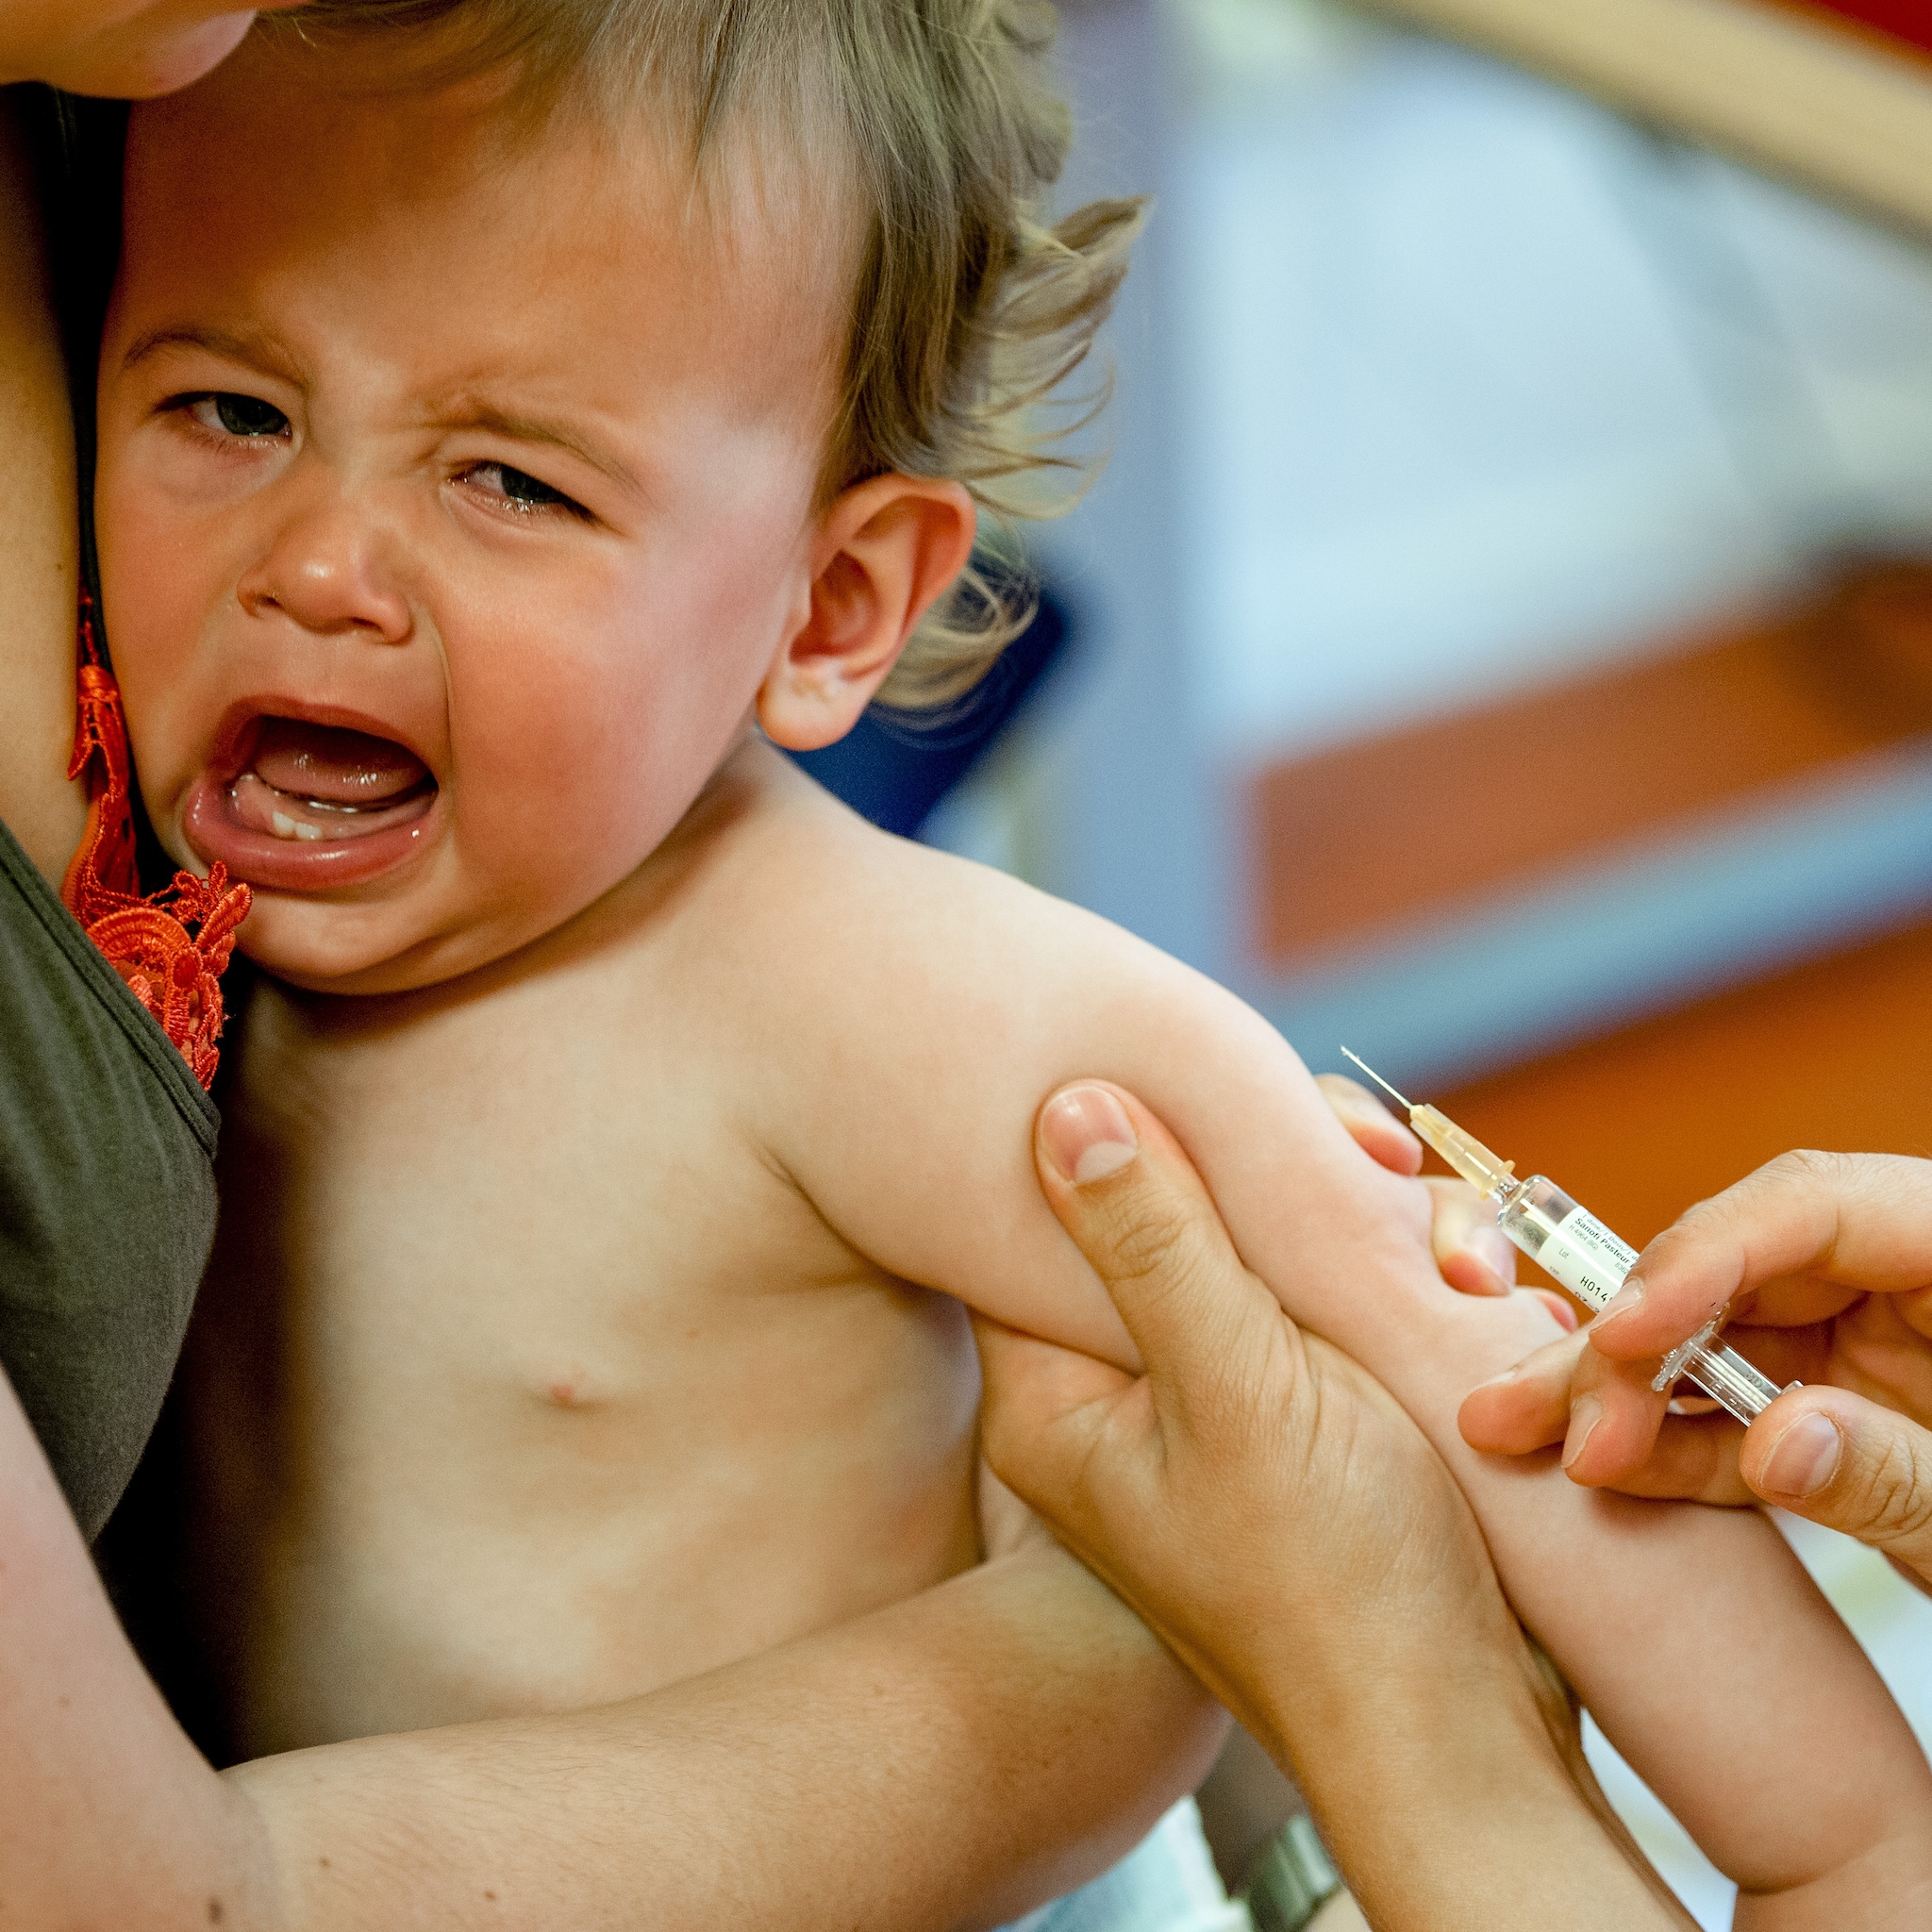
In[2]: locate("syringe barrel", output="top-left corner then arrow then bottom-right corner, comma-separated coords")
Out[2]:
1492,1175 -> 1638,1314
1496,1179 -> 1793,1420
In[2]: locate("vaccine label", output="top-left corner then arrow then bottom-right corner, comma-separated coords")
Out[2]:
1536,1208 -> 1639,1311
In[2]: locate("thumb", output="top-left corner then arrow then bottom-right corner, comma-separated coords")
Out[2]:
1743,1387 -> 1932,1586
1033,1081 -> 1283,1417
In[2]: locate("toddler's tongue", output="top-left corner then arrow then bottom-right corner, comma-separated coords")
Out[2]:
252,719 -> 427,804
232,719 -> 434,843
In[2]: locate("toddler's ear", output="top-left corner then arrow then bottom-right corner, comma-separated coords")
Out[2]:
758,473 -> 975,751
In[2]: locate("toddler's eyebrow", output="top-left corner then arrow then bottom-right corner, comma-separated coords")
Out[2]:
120,324 -> 307,386
427,401 -> 642,495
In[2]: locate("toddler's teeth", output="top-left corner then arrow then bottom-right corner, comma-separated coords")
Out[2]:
271,809 -> 298,840
294,822 -> 323,842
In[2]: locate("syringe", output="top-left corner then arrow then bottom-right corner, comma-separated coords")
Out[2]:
1339,1049 -> 1798,1426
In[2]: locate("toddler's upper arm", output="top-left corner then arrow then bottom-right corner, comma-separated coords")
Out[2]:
754,845 -> 1538,1395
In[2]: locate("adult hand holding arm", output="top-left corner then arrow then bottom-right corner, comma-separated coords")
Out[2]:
977,1080 -> 1692,1932
1461,1151 -> 1932,1588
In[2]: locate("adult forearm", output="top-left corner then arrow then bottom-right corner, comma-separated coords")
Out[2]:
1263,1641 -> 1691,1932
0,1372 -> 275,1929
231,1544 -> 1222,1932
3,1342 -> 1215,1932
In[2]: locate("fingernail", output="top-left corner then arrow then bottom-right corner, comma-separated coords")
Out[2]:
1594,1279 -> 1643,1329
1040,1085 -> 1139,1187
1561,1393 -> 1603,1471
1461,1225 -> 1516,1290
1761,1412 -> 1842,1499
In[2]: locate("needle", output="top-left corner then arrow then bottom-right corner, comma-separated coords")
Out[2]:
1339,1046 -> 1413,1112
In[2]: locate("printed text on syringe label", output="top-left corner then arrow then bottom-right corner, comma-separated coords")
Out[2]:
1537,1208 -> 1640,1311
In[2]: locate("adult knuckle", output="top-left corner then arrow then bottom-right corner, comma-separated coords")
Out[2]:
1652,1189 -> 1731,1252
1099,1193 -> 1200,1293
1766,1147 -> 1847,1186
1707,1149 -> 1841,1235
1851,1429 -> 1932,1546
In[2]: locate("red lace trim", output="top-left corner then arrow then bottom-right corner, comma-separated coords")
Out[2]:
58,597 -> 250,1091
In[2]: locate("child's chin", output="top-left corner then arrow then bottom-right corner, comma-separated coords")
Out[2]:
233,897 -> 440,997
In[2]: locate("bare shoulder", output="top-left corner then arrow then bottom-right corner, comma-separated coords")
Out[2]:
691,743 -> 1245,1057
0,98 -> 82,881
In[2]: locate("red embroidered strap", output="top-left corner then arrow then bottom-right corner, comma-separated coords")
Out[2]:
58,596 -> 251,1091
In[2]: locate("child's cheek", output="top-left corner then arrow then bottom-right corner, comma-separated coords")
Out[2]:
440,599 -> 749,924
439,500 -> 806,928
96,470 -> 230,833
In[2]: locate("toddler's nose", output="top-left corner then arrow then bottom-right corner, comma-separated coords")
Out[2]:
239,499 -> 411,644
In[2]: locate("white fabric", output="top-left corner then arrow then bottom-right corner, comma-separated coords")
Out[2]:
1000,1798 -> 1254,1932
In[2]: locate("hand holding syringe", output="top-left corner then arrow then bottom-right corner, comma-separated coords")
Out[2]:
1341,1050 -> 1799,1424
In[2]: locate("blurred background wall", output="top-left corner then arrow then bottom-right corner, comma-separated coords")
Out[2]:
901,2 -> 1932,1922
944,0 -> 1932,1104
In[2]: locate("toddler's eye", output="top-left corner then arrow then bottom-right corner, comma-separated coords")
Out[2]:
186,392 -> 291,440
461,461 -> 585,518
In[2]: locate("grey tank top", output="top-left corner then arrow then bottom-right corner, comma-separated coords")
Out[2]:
0,811 -> 216,1540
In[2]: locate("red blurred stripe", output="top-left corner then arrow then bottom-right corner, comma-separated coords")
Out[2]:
1799,1 -> 1932,58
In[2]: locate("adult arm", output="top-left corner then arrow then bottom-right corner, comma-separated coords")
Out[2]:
0,88 -> 86,881
1462,1150 -> 1932,1588
977,1080 -> 1692,1932
0,1361 -> 1220,1932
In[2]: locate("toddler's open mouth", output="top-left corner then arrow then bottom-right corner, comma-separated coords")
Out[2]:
183,715 -> 440,891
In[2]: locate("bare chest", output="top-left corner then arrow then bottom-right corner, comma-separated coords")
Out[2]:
187,969 -> 981,1754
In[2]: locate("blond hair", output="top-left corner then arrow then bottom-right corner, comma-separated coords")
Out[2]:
262,0 -> 1143,706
